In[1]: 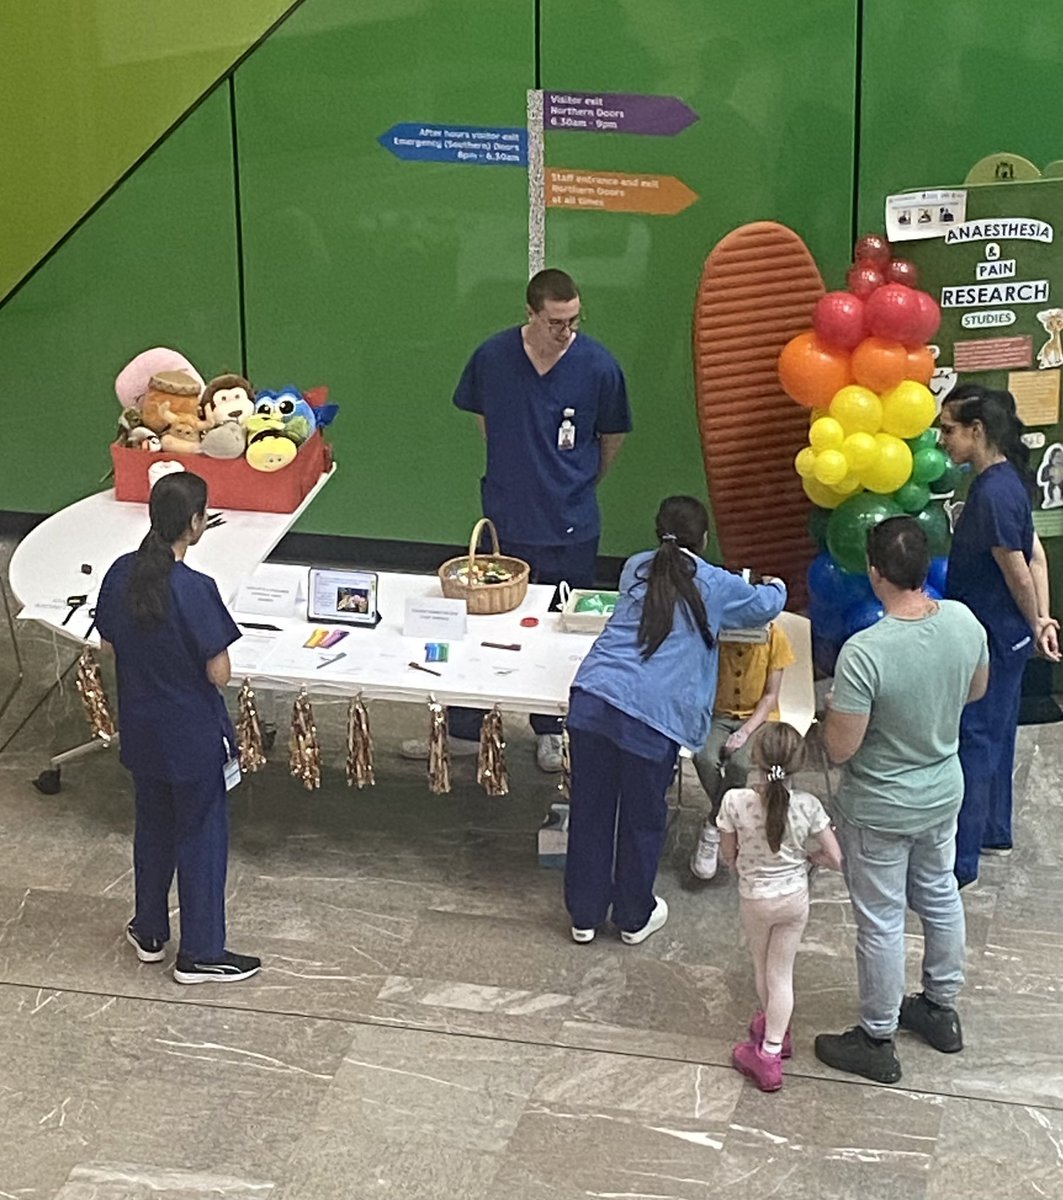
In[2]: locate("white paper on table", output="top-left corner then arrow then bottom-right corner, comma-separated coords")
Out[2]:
228,631 -> 281,676
233,575 -> 302,618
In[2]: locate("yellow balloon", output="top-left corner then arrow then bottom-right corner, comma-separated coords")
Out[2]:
809,406 -> 830,425
861,433 -> 913,493
794,446 -> 818,478
835,473 -> 863,495
829,385 -> 883,436
813,448 -> 848,486
802,476 -> 846,509
880,379 -> 937,439
809,416 -> 845,452
842,431 -> 879,471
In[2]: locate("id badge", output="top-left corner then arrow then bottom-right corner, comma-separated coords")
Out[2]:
223,754 -> 242,792
557,413 -> 576,451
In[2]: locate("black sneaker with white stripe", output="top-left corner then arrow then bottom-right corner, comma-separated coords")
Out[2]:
126,922 -> 166,963
173,950 -> 262,985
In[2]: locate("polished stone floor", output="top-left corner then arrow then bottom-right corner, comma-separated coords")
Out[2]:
2,546 -> 1062,1198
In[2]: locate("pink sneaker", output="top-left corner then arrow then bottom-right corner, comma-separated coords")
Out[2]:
749,1010 -> 793,1059
732,1039 -> 783,1092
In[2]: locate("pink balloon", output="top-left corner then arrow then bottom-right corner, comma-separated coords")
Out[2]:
854,233 -> 891,265
864,283 -> 925,344
887,258 -> 920,287
847,263 -> 885,298
813,291 -> 868,351
912,290 -> 941,342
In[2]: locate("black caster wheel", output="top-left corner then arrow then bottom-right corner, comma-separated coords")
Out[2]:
33,768 -> 62,795
262,725 -> 277,752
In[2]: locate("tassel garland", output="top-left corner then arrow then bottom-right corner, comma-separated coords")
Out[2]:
477,705 -> 509,796
426,697 -> 451,794
558,724 -> 571,801
75,648 -> 117,739
289,687 -> 321,790
237,679 -> 267,773
345,694 -> 375,789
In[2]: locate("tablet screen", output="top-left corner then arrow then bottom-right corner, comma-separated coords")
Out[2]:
307,568 -> 379,626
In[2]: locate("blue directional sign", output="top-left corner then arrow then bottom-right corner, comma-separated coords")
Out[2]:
378,122 -> 528,167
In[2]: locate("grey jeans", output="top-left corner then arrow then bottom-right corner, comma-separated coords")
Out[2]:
835,810 -> 966,1039
692,715 -> 753,818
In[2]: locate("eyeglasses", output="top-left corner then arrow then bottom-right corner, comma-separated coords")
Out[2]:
544,312 -> 583,332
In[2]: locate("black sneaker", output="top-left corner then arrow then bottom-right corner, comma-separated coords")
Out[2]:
173,951 -> 262,985
814,1026 -> 902,1083
125,922 -> 166,963
899,992 -> 963,1053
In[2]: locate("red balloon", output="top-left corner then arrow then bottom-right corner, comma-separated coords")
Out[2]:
887,258 -> 919,287
813,291 -> 867,351
912,290 -> 941,342
847,263 -> 886,298
854,233 -> 891,265
865,283 -> 925,343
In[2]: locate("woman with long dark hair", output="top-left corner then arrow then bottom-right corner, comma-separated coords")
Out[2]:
939,385 -> 1061,886
564,495 -> 787,944
95,472 -> 260,983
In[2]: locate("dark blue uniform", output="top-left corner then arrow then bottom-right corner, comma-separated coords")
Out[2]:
946,461 -> 1034,884
95,554 -> 240,960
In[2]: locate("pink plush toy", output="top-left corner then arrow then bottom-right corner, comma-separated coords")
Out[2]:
115,347 -> 205,410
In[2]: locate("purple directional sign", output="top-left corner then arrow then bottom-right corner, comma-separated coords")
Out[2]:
543,91 -> 698,136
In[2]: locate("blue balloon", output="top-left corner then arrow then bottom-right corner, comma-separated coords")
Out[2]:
843,596 -> 885,640
809,597 -> 846,644
812,633 -> 841,676
925,584 -> 943,601
807,551 -> 874,612
927,555 -> 948,596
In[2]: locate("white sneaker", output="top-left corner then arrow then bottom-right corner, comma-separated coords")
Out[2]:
536,733 -> 564,773
690,819 -> 721,880
621,896 -> 668,945
399,736 -> 479,760
570,926 -> 595,944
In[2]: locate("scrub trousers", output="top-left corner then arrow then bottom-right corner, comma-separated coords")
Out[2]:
563,725 -> 677,933
131,769 -> 229,961
955,635 -> 1030,886
449,537 -> 598,740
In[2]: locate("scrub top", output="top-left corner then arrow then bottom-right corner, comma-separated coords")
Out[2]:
453,327 -> 631,546
95,552 -> 240,783
946,460 -> 1034,651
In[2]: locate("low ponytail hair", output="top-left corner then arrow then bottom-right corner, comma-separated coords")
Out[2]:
636,495 -> 713,659
751,722 -> 805,854
128,472 -> 208,628
945,383 -> 1031,484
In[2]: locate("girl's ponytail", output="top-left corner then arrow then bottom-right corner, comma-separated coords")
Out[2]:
751,722 -> 806,853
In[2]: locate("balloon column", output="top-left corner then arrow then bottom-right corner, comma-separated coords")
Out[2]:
779,233 -> 953,670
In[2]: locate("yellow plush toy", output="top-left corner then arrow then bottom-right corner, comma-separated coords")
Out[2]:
246,429 -> 298,472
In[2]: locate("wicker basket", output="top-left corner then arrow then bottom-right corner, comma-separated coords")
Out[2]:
438,517 -> 530,615
558,582 -> 621,634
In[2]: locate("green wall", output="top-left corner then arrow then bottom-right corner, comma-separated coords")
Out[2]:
1,0 -> 297,301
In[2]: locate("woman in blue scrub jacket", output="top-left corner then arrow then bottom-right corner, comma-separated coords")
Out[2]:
95,472 -> 261,984
939,385 -> 1061,887
564,495 -> 787,944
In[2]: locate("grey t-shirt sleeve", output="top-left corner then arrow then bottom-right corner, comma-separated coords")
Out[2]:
830,640 -> 877,715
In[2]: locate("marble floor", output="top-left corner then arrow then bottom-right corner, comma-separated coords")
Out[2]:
1,546 -> 1062,1198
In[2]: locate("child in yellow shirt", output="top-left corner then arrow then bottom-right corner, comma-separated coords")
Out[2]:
690,621 -> 796,879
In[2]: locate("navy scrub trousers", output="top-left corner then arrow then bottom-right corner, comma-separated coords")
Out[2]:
563,725 -> 677,933
132,768 -> 229,961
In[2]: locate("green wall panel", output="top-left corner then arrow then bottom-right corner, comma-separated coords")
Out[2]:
0,87 -> 242,513
235,0 -> 535,542
540,0 -> 858,554
0,0 -> 297,300
859,2 -> 1063,232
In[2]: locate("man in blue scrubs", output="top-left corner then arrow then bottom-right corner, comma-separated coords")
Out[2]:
403,268 -> 631,771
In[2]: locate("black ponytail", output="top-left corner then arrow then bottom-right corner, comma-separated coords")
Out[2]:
127,472 -> 208,628
636,495 -> 713,659
946,384 -> 1032,487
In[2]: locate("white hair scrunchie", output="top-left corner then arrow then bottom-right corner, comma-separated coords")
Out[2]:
766,764 -> 786,782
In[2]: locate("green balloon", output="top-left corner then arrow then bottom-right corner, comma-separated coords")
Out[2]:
894,480 -> 931,513
929,462 -> 964,495
827,492 -> 904,575
808,505 -> 831,548
911,446 -> 947,484
906,429 -> 939,454
912,501 -> 951,557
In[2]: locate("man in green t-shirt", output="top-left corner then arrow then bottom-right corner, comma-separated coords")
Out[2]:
815,517 -> 988,1084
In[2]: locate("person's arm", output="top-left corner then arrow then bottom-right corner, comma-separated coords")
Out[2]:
206,649 -> 231,687
821,704 -> 870,764
967,661 -> 990,704
719,829 -> 738,869
807,825 -> 843,871
99,638 -> 113,654
725,668 -> 783,754
1030,534 -> 1061,659
475,414 -> 486,440
992,546 -> 1044,637
716,572 -> 788,631
597,432 -> 625,481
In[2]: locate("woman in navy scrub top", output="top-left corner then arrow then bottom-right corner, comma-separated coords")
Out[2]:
939,385 -> 1061,887
95,472 -> 260,984
564,496 -> 787,945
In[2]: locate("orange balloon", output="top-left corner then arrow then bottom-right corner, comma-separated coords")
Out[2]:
851,336 -> 908,393
905,345 -> 935,386
779,332 -> 852,409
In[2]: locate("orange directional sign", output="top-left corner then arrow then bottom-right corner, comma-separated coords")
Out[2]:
546,167 -> 698,215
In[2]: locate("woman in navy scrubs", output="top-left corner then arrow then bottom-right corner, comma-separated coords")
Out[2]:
564,495 -> 787,944
95,472 -> 260,983
939,385 -> 1060,887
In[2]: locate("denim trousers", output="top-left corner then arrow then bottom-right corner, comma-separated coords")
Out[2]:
835,810 -> 966,1039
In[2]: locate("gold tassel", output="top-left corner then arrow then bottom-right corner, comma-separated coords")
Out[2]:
426,697 -> 451,794
346,694 -> 375,789
477,705 -> 509,796
558,724 -> 571,801
288,686 -> 321,790
237,679 -> 267,773
75,648 -> 117,739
